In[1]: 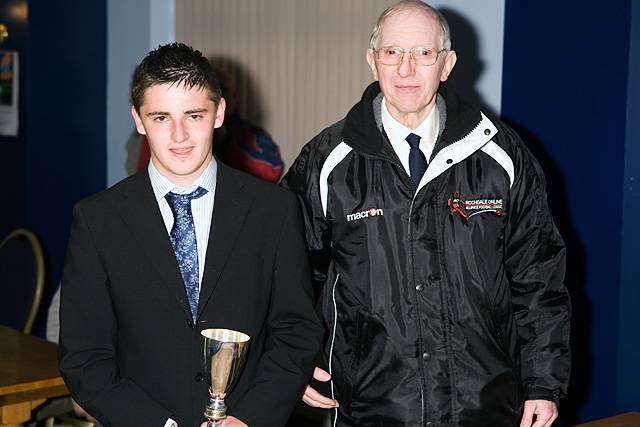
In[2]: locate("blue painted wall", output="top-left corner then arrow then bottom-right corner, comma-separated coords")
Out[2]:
501,1 -> 635,423
25,1 -> 107,334
0,0 -> 27,239
617,0 -> 640,415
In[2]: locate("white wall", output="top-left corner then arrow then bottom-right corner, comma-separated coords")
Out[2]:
175,0 -> 505,170
107,0 -> 504,181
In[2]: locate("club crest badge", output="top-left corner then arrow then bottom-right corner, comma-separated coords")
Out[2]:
447,192 -> 504,219
447,191 -> 468,219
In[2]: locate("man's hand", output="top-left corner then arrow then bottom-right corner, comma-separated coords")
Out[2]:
71,399 -> 97,422
301,367 -> 339,409
520,400 -> 558,427
199,416 -> 248,427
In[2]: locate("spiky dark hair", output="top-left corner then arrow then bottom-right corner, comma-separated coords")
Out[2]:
130,42 -> 222,111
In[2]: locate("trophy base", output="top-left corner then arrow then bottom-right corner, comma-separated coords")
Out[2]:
204,396 -> 227,427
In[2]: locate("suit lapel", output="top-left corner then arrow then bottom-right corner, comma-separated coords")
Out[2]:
115,170 -> 192,319
198,164 -> 253,317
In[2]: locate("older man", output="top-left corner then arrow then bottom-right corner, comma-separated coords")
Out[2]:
281,1 -> 571,426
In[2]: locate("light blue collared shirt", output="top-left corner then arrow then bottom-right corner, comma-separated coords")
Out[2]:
148,158 -> 217,287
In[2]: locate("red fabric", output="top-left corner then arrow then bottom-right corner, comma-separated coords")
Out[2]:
137,135 -> 151,172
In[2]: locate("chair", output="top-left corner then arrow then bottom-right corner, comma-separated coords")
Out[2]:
27,396 -> 100,427
0,228 -> 45,334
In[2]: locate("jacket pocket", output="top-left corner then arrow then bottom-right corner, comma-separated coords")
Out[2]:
349,309 -> 398,401
486,300 -> 523,411
487,301 -> 516,368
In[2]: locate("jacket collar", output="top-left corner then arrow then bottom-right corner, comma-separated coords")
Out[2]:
114,163 -> 252,321
115,169 -> 193,319
341,81 -> 483,159
197,162 -> 252,318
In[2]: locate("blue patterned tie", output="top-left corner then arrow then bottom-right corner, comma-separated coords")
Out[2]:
406,132 -> 427,187
165,186 -> 208,321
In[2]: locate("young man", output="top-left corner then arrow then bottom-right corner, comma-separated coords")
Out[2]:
282,1 -> 571,426
59,43 -> 322,427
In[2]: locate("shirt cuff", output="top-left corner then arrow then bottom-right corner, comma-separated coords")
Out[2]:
164,418 -> 177,427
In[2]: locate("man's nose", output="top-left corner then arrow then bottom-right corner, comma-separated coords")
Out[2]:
172,121 -> 188,143
397,52 -> 416,77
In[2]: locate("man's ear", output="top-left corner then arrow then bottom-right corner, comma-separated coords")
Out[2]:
131,105 -> 147,135
214,98 -> 226,129
440,50 -> 457,82
366,49 -> 379,81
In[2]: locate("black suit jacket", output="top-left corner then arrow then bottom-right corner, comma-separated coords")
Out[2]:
59,163 -> 322,427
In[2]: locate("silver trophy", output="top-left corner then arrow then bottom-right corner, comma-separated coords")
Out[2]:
201,328 -> 250,426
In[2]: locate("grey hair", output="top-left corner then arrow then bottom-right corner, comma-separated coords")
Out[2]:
369,0 -> 451,51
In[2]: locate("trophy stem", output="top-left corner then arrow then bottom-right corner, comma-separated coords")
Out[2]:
204,395 -> 227,426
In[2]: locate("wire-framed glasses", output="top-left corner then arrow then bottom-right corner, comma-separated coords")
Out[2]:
374,46 -> 447,66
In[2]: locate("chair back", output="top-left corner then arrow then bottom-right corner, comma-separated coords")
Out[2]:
0,228 -> 45,333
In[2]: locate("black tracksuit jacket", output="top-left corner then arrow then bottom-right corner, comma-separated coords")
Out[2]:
282,82 -> 571,427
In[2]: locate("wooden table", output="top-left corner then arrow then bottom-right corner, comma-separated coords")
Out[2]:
0,326 -> 68,427
574,412 -> 640,426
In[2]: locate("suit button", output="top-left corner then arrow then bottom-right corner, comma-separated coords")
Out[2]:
194,372 -> 203,382
415,283 -> 423,291
422,352 -> 431,361
186,318 -> 194,327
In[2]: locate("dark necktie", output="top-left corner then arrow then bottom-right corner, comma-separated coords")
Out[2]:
165,186 -> 208,321
406,132 -> 427,187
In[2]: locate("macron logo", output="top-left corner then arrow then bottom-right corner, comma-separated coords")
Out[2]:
346,208 -> 384,222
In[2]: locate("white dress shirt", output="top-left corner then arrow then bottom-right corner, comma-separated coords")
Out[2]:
381,97 -> 440,176
148,159 -> 217,427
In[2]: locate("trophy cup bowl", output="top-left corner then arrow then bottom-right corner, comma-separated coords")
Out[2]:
201,328 -> 250,426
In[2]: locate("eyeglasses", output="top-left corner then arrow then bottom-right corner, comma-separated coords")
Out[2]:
374,46 -> 447,66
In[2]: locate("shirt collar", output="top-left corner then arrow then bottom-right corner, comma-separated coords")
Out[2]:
381,97 -> 439,147
148,157 -> 217,201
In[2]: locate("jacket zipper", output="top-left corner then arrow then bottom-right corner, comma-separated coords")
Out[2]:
367,156 -> 429,423
408,195 -> 426,426
405,123 -> 484,426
